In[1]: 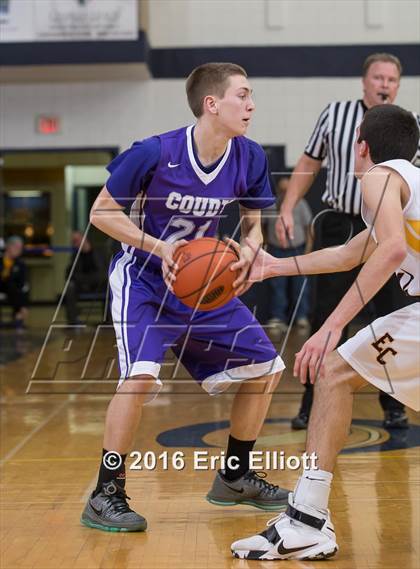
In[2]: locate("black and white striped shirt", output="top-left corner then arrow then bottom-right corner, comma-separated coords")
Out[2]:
305,99 -> 420,216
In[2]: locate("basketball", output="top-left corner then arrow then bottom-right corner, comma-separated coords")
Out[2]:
172,237 -> 240,310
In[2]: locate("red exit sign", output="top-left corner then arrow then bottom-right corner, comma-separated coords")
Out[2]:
36,115 -> 61,134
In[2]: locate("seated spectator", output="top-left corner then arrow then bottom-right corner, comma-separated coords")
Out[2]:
0,236 -> 29,328
64,231 -> 107,325
263,177 -> 313,338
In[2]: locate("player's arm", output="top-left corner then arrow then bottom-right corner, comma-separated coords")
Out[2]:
230,140 -> 274,295
243,227 -> 377,282
230,205 -> 264,295
90,187 -> 162,255
294,168 -> 407,383
239,205 -> 263,246
321,168 -> 406,329
91,140 -> 187,290
90,187 -> 185,290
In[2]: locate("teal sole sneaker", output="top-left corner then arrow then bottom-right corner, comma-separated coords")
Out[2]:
81,480 -> 147,533
206,470 -> 289,511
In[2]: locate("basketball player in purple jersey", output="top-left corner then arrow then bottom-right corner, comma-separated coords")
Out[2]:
81,63 -> 288,532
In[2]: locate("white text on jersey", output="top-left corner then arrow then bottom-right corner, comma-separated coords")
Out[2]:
166,192 -> 235,217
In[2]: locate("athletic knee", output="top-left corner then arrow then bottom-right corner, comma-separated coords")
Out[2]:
243,371 -> 281,394
267,371 -> 281,390
315,352 -> 359,396
117,374 -> 158,401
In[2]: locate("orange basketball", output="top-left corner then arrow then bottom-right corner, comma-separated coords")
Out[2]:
172,237 -> 240,311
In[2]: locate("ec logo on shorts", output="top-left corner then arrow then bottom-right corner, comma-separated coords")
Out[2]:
371,333 -> 397,365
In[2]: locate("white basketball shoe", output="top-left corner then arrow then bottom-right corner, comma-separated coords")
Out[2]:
231,494 -> 338,561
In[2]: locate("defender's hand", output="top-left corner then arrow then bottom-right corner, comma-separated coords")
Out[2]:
225,238 -> 272,296
294,324 -> 342,384
229,237 -> 277,289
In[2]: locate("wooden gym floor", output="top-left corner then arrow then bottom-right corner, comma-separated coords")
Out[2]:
0,307 -> 419,569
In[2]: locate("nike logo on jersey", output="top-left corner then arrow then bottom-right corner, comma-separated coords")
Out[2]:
277,539 -> 318,555
168,162 -> 180,168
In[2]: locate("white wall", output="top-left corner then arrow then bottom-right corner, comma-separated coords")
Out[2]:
148,0 -> 420,47
1,0 -> 419,166
1,76 -> 419,166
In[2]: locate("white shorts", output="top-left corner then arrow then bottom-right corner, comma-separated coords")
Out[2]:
338,302 -> 420,411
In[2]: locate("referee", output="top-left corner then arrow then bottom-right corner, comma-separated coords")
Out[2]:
277,52 -> 420,430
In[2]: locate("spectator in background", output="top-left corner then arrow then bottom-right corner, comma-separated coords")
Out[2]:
0,236 -> 29,327
264,176 -> 312,339
64,231 -> 106,325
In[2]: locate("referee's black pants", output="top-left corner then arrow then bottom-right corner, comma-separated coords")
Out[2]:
299,211 -> 412,416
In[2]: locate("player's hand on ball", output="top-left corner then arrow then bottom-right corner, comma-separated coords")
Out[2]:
161,240 -> 188,292
243,237 -> 278,283
224,238 -> 255,296
294,324 -> 343,384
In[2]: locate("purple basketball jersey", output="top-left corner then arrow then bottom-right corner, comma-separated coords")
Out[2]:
105,126 -> 283,392
124,126 -> 266,267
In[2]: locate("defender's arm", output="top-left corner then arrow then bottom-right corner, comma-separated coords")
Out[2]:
242,227 -> 377,283
324,168 -> 406,330
294,168 -> 407,383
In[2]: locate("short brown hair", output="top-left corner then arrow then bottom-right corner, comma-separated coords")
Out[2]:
358,104 -> 418,163
362,53 -> 402,77
186,62 -> 247,118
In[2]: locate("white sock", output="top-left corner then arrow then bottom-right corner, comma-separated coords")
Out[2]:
293,468 -> 333,513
